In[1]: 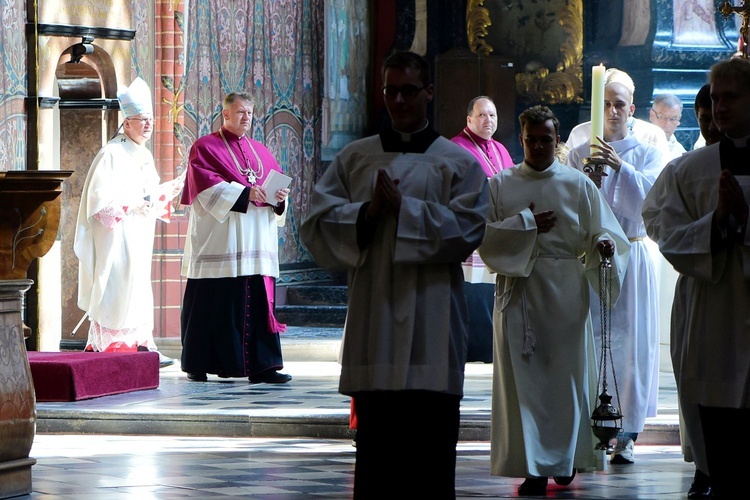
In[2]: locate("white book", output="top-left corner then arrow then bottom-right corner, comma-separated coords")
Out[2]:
261,169 -> 293,194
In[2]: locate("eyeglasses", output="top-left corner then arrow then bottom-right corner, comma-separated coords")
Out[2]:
382,84 -> 427,99
651,109 -> 681,123
127,116 -> 154,124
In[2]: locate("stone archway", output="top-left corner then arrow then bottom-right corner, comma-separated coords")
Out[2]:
53,45 -> 119,348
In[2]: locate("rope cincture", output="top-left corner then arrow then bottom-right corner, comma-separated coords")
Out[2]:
520,281 -> 536,356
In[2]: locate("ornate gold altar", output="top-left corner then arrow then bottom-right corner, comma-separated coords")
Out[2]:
0,170 -> 72,498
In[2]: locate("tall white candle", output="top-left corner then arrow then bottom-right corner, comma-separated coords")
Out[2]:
590,64 -> 605,157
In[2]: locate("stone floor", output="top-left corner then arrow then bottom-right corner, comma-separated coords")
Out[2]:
29,435 -> 695,499
34,361 -> 680,445
25,331 -> 690,499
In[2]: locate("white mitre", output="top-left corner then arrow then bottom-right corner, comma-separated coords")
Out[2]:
118,77 -> 153,117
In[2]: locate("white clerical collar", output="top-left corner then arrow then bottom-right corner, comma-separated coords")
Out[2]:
393,120 -> 429,142
726,134 -> 750,147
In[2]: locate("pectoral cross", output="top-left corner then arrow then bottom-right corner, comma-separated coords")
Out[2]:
247,171 -> 256,185
720,1 -> 750,59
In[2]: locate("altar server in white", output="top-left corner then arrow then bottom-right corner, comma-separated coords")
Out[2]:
568,79 -> 664,464
480,105 -> 629,496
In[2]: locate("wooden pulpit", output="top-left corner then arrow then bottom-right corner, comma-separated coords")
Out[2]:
0,169 -> 72,498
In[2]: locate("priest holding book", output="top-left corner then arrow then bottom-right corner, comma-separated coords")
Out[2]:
179,91 -> 292,385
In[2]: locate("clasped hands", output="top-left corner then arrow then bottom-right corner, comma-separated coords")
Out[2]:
716,169 -> 749,231
367,169 -> 401,219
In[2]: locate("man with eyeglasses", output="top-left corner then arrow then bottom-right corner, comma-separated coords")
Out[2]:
301,51 -> 488,499
74,77 -> 183,367
649,93 -> 686,163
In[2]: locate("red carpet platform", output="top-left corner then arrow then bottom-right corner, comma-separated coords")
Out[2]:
28,351 -> 159,402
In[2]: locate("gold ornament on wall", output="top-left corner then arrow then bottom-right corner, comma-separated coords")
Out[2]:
513,0 -> 584,104
467,0 -> 493,56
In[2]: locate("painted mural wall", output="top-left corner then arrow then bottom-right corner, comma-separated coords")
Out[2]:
0,0 -> 327,345
0,0 -> 27,172
0,0 -> 324,267
176,0 -> 325,267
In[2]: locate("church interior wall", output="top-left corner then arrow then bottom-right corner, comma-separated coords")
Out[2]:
0,0 -> 743,352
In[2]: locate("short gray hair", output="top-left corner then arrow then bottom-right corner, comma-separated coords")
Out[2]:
223,92 -> 254,109
653,93 -> 682,111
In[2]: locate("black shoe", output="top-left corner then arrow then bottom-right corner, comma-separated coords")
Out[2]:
518,477 -> 548,496
187,372 -> 207,382
249,371 -> 292,384
687,469 -> 712,498
553,468 -> 576,486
